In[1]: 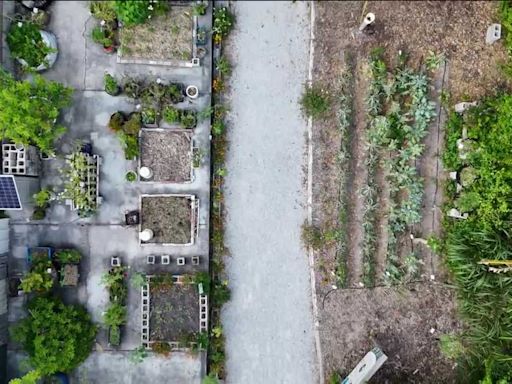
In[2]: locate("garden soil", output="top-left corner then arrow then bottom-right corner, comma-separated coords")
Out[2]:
312,1 -> 509,382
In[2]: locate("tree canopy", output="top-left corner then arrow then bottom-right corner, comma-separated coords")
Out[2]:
0,70 -> 72,153
11,296 -> 96,375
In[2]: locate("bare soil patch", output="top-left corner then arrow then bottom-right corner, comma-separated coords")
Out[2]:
320,283 -> 462,383
141,196 -> 193,244
119,6 -> 193,61
149,282 -> 199,342
140,130 -> 192,183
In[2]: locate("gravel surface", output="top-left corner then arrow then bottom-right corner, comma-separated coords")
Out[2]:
222,2 -> 317,383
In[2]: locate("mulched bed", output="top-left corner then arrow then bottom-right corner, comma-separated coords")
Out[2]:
141,196 -> 193,244
140,130 -> 192,183
119,6 -> 194,61
149,282 -> 199,342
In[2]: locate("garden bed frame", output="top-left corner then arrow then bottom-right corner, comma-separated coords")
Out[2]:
138,128 -> 195,183
139,194 -> 199,246
117,5 -> 200,67
141,274 -> 208,350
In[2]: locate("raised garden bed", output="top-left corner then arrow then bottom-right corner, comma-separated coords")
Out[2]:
119,6 -> 194,64
140,195 -> 198,245
141,275 -> 207,350
139,129 -> 193,183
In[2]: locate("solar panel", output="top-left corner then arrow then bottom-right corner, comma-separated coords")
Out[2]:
0,175 -> 21,210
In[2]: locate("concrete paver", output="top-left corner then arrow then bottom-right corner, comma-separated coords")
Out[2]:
222,2 -> 317,383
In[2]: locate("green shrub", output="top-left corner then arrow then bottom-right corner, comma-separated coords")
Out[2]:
212,280 -> 230,306
20,269 -> 53,293
104,74 -> 120,95
123,78 -> 142,99
141,107 -> 158,125
109,325 -> 121,346
11,297 -> 96,375
300,85 -> 330,118
0,70 -> 72,153
55,249 -> 82,264
216,56 -> 232,76
33,189 -> 51,208
213,7 -> 235,38
114,0 -> 167,26
180,110 -> 197,129
212,120 -> 225,136
91,26 -> 113,47
193,2 -> 207,16
118,132 -> 139,159
7,20 -> 54,69
104,303 -> 127,327
122,113 -> 142,135
90,1 -> 117,22
109,112 -> 125,132
163,106 -> 180,123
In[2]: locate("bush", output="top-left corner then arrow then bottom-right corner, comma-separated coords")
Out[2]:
163,83 -> 184,104
109,325 -> 121,346
151,341 -> 171,355
33,189 -> 51,208
123,78 -> 142,99
11,296 -> 96,375
20,269 -> 53,293
104,303 -> 127,327
213,7 -> 235,38
212,280 -> 230,306
0,70 -> 72,154
180,110 -> 197,129
7,20 -> 54,69
55,249 -> 81,264
123,113 -> 142,135
104,74 -> 120,95
109,112 -> 125,132
114,0 -> 167,26
300,85 -> 330,118
163,106 -> 180,123
90,1 -> 117,22
91,26 -> 113,47
193,2 -> 207,16
118,132 -> 139,160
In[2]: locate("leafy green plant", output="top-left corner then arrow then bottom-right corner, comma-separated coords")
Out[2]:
439,334 -> 464,360
212,120 -> 225,136
20,268 -> 53,293
0,70 -> 72,153
163,106 -> 180,123
104,73 -> 120,95
109,112 -> 125,132
114,0 -> 167,26
123,113 -> 142,135
118,132 -> 139,159
8,370 -> 41,384
425,50 -> 445,71
216,56 -> 232,76
109,325 -> 121,346
212,7 -> 235,39
141,107 -> 158,125
11,297 -> 96,375
125,170 -> 137,182
193,148 -> 206,168
123,78 -> 142,99
55,249 -> 82,264
300,85 -> 331,118
130,271 -> 147,289
193,2 -> 208,16
129,345 -> 148,364
33,189 -> 51,208
104,303 -> 127,327
7,20 -> 55,69
202,373 -> 220,384
90,1 -> 117,22
91,26 -> 114,48
180,110 -> 197,129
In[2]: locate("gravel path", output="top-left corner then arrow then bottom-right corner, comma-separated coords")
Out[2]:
222,2 -> 317,383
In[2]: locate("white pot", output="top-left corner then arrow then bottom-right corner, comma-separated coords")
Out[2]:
17,30 -> 58,71
186,85 -> 199,99
139,166 -> 153,179
139,229 -> 154,242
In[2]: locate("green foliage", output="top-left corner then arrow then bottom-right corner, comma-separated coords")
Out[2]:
102,266 -> 127,304
117,131 -> 139,159
125,171 -> 137,182
439,334 -> 464,360
91,26 -> 114,47
33,189 -> 51,208
193,2 -> 208,16
194,271 -> 211,294
212,7 -> 235,38
123,78 -> 142,99
11,297 -> 96,375
202,373 -> 220,384
141,107 -> 158,125
212,120 -> 226,136
300,85 -> 331,118
104,303 -> 127,327
114,0 -> 167,26
90,1 -> 117,22
104,74 -> 119,95
109,112 -> 125,132
0,70 -> 71,153
8,370 -> 41,384
130,271 -> 147,289
425,50 -> 445,71
328,371 -> 341,384
211,279 -> 230,306
129,346 -> 147,364
20,268 -> 53,293
500,1 -> 512,56
163,106 -> 180,123
55,249 -> 81,264
216,56 -> 232,76
123,113 -> 142,135
181,110 -> 197,129
7,20 -> 54,69
443,112 -> 464,170
109,325 -> 121,346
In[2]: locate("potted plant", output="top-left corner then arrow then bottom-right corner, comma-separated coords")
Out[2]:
7,20 -> 58,70
195,27 -> 208,46
163,83 -> 185,104
91,26 -> 115,53
186,85 -> 199,99
180,110 -> 197,129
104,73 -> 121,96
123,77 -> 142,99
32,188 -> 52,220
163,106 -> 180,124
141,107 -> 159,127
108,111 -> 125,132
